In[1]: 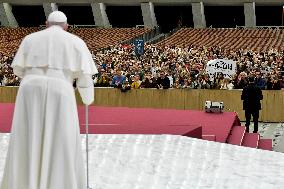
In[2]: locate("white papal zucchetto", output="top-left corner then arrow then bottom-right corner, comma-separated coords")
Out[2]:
47,11 -> 67,23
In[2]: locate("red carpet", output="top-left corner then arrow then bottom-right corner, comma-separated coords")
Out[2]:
0,103 -> 240,142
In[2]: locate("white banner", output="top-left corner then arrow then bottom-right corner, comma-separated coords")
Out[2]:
206,59 -> 236,79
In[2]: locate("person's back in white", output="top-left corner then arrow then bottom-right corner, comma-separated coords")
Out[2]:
1,11 -> 98,189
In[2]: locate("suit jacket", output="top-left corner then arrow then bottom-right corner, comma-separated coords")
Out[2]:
241,83 -> 263,111
156,77 -> 170,89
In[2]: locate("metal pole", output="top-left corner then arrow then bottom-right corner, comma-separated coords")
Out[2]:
85,105 -> 92,189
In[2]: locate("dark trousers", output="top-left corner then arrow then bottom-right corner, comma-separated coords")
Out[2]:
245,110 -> 259,133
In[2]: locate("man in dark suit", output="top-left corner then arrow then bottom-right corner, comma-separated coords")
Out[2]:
156,71 -> 170,89
241,76 -> 263,133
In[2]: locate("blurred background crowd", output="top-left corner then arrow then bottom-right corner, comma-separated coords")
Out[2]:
1,44 -> 284,90
93,44 -> 284,90
0,54 -> 20,86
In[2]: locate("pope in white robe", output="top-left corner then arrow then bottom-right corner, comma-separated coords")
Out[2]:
1,11 -> 98,189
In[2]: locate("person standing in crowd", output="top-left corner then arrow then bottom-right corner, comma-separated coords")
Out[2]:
201,74 -> 212,89
235,72 -> 248,89
140,71 -> 157,88
220,78 -> 234,90
213,72 -> 224,89
96,68 -> 110,87
183,77 -> 195,89
0,68 -> 3,86
156,71 -> 170,89
1,11 -> 97,189
121,78 -> 131,92
267,75 -> 281,90
111,70 -> 126,88
241,76 -> 263,133
279,75 -> 284,89
254,71 -> 266,90
193,74 -> 203,89
131,74 -> 142,89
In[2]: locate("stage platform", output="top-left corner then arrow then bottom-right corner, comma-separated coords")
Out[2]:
0,104 -> 282,188
0,134 -> 283,188
0,103 -> 240,143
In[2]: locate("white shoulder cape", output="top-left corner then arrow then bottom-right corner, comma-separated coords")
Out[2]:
11,26 -> 98,78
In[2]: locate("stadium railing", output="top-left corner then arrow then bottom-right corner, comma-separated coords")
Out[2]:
1,87 -> 284,122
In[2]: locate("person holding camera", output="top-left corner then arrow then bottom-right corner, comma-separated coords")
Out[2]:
235,71 -> 248,89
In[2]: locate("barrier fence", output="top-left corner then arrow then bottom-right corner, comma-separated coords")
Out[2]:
1,87 -> 283,122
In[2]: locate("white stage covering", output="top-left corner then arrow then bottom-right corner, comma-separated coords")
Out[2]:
0,134 -> 284,189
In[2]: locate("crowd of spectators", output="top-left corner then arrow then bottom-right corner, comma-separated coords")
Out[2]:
0,54 -> 20,86
1,43 -> 284,90
93,44 -> 284,91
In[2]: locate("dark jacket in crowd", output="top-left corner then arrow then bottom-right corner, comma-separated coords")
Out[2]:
241,83 -> 263,111
234,78 -> 247,89
156,77 -> 170,89
0,75 -> 3,85
140,78 -> 157,88
255,77 -> 266,90
267,79 -> 281,90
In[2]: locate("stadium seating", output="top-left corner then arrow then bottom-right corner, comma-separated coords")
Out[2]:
0,27 -> 38,57
156,28 -> 284,51
0,27 -> 151,57
69,27 -> 151,51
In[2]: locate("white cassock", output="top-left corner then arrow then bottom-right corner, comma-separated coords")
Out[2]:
1,25 -> 98,189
